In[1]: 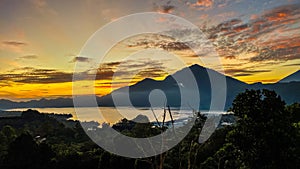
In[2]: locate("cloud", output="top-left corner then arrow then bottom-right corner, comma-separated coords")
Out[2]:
18,55 -> 38,60
126,33 -> 208,53
224,55 -> 236,59
96,59 -> 169,82
135,68 -> 167,78
0,59 -> 170,86
233,73 -> 253,77
99,61 -> 121,67
0,67 -> 73,84
2,41 -> 27,46
283,63 -> 300,67
194,0 -> 214,7
126,3 -> 300,65
263,5 -> 294,22
0,81 -> 12,88
71,56 -> 91,63
159,41 -> 191,51
190,0 -> 214,9
188,0 -> 234,10
154,1 -> 175,14
250,46 -> 300,62
225,68 -> 271,76
200,3 -> 300,63
1,40 -> 28,53
155,5 -> 175,14
232,24 -> 249,32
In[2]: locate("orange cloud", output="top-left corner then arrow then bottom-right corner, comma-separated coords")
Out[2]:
266,12 -> 288,22
233,24 -> 249,32
202,3 -> 300,65
194,0 -> 214,7
265,37 -> 300,50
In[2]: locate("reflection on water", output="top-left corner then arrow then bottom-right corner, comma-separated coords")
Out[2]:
4,107 -> 194,124
4,107 -> 226,126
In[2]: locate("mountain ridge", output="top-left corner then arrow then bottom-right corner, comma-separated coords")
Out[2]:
97,64 -> 299,110
1,64 -> 299,110
279,70 -> 300,83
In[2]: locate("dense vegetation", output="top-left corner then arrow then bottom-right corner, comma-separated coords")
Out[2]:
0,89 -> 299,169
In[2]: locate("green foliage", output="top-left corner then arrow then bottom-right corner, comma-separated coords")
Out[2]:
0,125 -> 17,164
286,102 -> 300,123
208,89 -> 300,169
1,125 -> 17,142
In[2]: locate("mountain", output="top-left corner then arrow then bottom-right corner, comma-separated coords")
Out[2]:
1,65 -> 299,110
98,64 -> 300,110
0,98 -> 74,109
279,70 -> 300,83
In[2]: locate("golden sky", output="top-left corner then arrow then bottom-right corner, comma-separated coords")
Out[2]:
0,0 -> 299,101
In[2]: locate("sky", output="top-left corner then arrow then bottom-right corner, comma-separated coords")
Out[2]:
0,0 -> 299,101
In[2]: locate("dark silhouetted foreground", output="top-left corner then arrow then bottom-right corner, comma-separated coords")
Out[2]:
0,89 -> 299,169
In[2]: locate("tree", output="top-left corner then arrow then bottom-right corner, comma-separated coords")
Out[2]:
286,102 -> 300,123
226,89 -> 298,169
0,125 -> 17,165
5,133 -> 39,169
4,133 -> 55,169
1,125 -> 16,143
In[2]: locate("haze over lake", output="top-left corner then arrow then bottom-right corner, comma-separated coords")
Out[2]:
4,107 -> 225,125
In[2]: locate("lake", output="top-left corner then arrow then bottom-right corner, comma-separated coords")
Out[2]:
3,107 -> 226,125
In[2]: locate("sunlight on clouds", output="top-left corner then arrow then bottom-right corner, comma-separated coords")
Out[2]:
0,0 -> 299,100
0,82 -> 72,101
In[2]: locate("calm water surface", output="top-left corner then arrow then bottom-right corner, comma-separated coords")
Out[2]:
5,107 -> 193,124
5,107 -> 226,125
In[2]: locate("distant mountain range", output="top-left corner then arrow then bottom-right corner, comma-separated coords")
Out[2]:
0,98 -> 74,110
279,70 -> 300,83
0,64 -> 299,110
